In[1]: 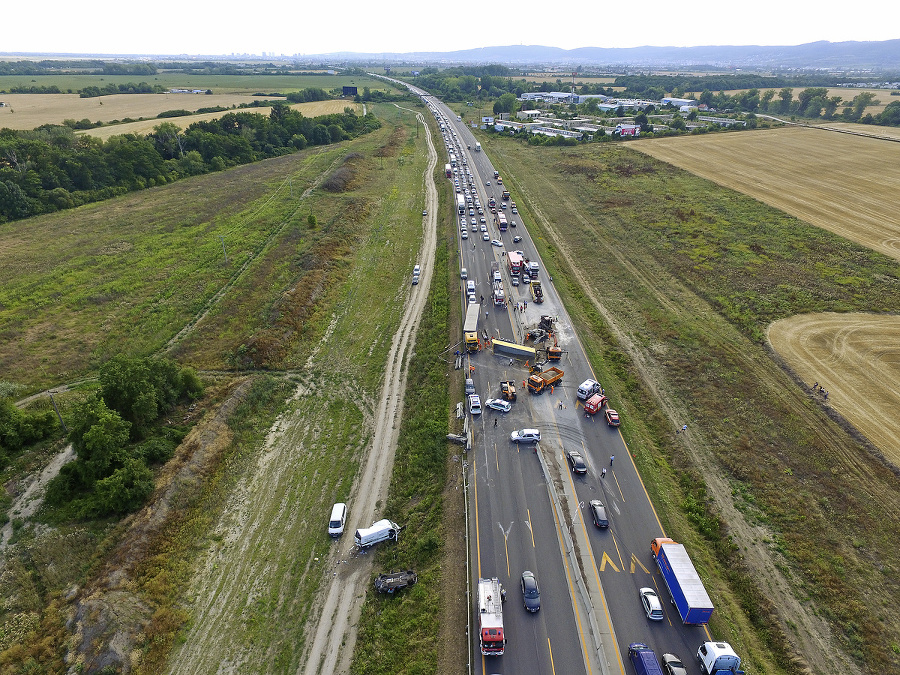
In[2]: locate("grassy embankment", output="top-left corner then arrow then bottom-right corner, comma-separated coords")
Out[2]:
0,101 -> 441,671
349,179 -> 458,673
479,134 -> 900,674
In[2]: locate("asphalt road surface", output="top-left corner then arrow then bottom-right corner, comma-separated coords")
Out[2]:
411,89 -> 718,675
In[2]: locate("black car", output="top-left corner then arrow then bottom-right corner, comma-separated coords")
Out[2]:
374,570 -> 418,594
589,500 -> 609,528
566,449 -> 587,475
521,570 -> 541,612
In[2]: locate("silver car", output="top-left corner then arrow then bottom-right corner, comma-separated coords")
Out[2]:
510,429 -> 541,443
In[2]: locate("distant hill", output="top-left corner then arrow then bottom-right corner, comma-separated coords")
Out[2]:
315,40 -> 900,70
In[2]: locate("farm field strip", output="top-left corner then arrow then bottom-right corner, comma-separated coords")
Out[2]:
767,312 -> 900,466
0,92 -> 361,132
636,127 -> 900,263
81,100 -> 361,139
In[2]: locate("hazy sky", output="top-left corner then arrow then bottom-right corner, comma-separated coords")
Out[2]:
5,1 -> 897,56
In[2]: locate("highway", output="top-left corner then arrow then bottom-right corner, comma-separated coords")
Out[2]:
409,85 -> 717,675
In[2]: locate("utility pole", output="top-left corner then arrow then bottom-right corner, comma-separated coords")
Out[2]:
48,390 -> 67,433
219,236 -> 228,264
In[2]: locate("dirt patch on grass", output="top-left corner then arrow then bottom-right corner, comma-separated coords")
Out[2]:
767,312 -> 900,467
67,377 -> 251,672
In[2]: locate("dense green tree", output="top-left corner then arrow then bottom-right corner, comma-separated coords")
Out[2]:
778,88 -> 794,113
67,397 -> 131,485
89,457 -> 155,515
875,100 -> 900,126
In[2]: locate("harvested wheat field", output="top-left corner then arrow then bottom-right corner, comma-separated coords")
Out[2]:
80,100 -> 361,140
637,126 -> 900,263
0,93 -> 356,132
768,313 -> 900,466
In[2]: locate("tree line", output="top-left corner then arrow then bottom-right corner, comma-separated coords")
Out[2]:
406,68 -> 889,123
0,102 -> 381,222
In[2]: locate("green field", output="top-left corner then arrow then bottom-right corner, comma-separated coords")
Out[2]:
0,100 -> 449,671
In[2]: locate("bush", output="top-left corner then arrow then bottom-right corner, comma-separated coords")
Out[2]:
137,437 -> 176,464
87,457 -> 155,516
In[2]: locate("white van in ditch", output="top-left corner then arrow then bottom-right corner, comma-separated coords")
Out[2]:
355,519 -> 401,548
328,502 -> 348,537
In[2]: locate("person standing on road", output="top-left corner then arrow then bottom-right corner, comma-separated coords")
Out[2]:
610,455 -> 615,466
485,310 -> 489,319
494,417 -> 498,427
601,468 -> 607,478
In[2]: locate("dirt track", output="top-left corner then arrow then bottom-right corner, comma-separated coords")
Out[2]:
164,105 -> 439,675
297,104 -> 439,675
768,312 -> 900,467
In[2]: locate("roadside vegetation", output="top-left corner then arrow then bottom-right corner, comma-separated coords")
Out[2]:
0,101 -> 381,222
479,133 -> 900,674
0,100 -> 437,671
350,182 -> 454,675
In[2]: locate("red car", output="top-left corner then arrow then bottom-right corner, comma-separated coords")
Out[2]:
605,409 -> 620,427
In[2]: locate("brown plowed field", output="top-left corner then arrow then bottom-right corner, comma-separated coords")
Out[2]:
636,127 -> 900,263
767,313 -> 900,466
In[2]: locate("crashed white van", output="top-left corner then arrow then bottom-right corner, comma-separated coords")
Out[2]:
354,519 -> 401,548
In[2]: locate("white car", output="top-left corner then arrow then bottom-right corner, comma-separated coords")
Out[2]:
485,398 -> 512,412
480,224 -> 487,232
482,232 -> 490,241
491,239 -> 503,247
480,217 -> 486,224
640,587 -> 664,621
513,236 -> 523,243
510,429 -> 541,443
461,230 -> 468,239
468,394 -> 482,415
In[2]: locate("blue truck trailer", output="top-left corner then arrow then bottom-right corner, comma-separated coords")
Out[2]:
651,537 -> 714,625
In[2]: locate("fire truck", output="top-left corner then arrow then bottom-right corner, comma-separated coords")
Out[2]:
477,577 -> 506,655
507,250 -> 524,276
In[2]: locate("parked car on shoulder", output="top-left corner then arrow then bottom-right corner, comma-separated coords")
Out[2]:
605,409 -> 620,426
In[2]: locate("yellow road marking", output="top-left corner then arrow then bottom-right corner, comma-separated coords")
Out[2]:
548,638 -> 557,675
613,470 -> 625,502
527,508 -> 536,548
612,532 -> 625,571
630,553 -> 650,574
599,551 -> 620,572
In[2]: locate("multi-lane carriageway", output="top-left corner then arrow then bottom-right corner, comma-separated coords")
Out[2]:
414,89 -> 717,675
